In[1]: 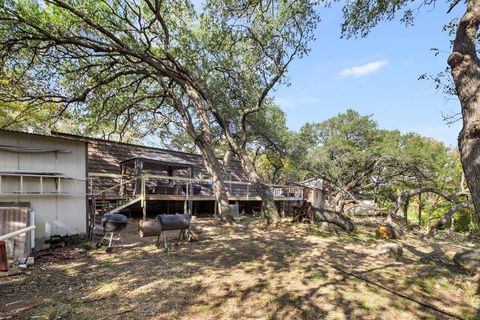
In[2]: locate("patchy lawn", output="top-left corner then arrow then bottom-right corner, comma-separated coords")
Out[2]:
1,217 -> 478,320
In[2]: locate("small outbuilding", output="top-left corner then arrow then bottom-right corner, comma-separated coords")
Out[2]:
294,178 -> 325,209
0,129 -> 87,250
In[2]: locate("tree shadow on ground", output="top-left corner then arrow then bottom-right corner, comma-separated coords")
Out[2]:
0,217 -> 477,319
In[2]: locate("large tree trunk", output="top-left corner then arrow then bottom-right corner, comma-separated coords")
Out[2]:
168,87 -> 232,221
448,0 -> 480,227
197,141 -> 232,221
427,200 -> 472,236
236,148 -> 280,225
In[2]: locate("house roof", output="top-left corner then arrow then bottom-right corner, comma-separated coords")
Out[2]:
51,131 -> 248,180
51,131 -> 202,159
120,152 -> 194,172
0,129 -> 86,144
294,178 -> 324,190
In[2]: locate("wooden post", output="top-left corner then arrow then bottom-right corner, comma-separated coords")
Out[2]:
119,165 -> 125,197
143,203 -> 147,221
184,181 -> 188,214
214,200 -> 218,216
189,181 -> 193,214
142,175 -> 146,221
101,192 -> 106,214
134,159 -> 143,195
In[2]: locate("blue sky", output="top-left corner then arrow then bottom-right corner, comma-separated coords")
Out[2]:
273,1 -> 464,147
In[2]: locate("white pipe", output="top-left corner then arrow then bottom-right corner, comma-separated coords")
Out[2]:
0,225 -> 36,241
29,210 -> 35,249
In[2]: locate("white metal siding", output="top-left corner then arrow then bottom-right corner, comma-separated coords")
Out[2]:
0,131 -> 87,249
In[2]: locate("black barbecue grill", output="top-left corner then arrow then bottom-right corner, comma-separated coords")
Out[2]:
102,213 -> 129,232
96,213 -> 128,252
156,214 -> 191,249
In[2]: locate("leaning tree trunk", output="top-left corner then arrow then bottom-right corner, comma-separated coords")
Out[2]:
427,200 -> 472,236
197,142 -> 232,222
236,148 -> 280,225
169,87 -> 232,221
313,208 -> 355,231
292,201 -> 354,231
448,0 -> 480,227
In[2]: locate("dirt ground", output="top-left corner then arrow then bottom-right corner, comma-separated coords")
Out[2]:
0,216 -> 479,320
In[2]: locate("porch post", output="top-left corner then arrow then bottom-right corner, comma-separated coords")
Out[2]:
134,159 -> 143,195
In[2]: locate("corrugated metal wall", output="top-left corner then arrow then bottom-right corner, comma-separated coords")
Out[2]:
0,131 -> 87,250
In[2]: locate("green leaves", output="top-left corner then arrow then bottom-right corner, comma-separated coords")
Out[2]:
291,109 -> 462,206
341,0 -> 413,38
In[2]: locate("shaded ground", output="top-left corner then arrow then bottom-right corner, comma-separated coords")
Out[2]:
0,216 -> 479,320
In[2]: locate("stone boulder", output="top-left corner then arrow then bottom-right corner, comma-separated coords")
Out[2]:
376,242 -> 403,260
453,248 -> 480,274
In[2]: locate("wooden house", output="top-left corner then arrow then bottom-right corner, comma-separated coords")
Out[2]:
52,132 -> 304,218
0,129 -> 304,252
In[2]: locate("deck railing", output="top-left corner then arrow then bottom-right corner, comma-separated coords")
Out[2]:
88,172 -> 303,201
0,171 -> 86,196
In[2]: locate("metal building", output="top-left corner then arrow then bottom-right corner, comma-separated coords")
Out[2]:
0,129 -> 87,250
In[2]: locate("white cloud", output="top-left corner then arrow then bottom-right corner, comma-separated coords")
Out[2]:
339,59 -> 388,78
275,95 -> 321,109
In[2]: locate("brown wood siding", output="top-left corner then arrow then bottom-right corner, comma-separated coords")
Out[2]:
86,138 -> 256,198
88,139 -> 244,178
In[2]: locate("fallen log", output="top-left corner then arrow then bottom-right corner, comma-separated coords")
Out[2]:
293,201 -> 354,231
313,208 -> 355,231
345,204 -> 389,216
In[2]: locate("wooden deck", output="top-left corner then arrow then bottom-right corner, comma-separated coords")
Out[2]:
89,172 -> 305,203
94,193 -> 303,202
144,194 -> 303,201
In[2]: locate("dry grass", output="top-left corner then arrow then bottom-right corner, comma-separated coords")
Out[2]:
0,216 -> 478,320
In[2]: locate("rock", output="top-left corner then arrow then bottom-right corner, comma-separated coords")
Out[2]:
420,255 -> 432,264
386,223 -> 404,239
318,222 -> 342,232
26,257 -> 34,266
376,242 -> 403,260
453,248 -> 480,274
